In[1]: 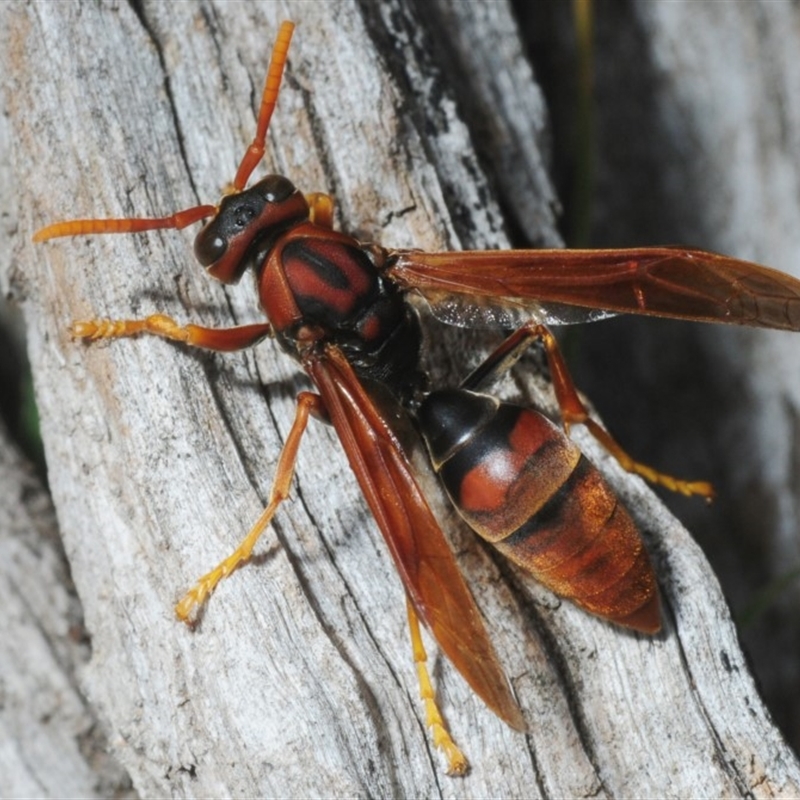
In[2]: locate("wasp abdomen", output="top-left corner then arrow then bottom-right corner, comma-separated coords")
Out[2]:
418,389 -> 661,633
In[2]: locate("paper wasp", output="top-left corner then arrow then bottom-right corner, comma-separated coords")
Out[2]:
34,21 -> 800,774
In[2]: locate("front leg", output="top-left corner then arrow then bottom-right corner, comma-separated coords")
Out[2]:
305,192 -> 335,229
73,314 -> 272,352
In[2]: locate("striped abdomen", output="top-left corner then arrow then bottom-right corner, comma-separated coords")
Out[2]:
417,388 -> 660,633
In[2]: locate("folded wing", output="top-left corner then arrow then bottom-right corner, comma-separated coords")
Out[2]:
304,345 -> 525,730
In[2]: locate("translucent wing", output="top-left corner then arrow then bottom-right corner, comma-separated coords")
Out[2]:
386,247 -> 800,330
304,344 -> 525,730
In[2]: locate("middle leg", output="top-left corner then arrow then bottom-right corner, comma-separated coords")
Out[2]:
462,321 -> 713,498
175,390 -> 325,622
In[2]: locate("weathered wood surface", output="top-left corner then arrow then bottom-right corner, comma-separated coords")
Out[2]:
0,419 -> 132,798
3,0 -> 800,796
1,14 -> 132,798
576,0 -> 800,757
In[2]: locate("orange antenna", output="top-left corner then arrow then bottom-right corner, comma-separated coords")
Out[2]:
33,22 -> 295,245
33,204 -> 216,243
233,20 -> 295,191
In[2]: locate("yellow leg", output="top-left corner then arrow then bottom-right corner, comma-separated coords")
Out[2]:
305,193 -> 335,229
72,314 -> 272,352
406,597 -> 469,776
537,324 -> 713,498
175,392 -> 322,622
578,417 -> 714,498
466,321 -> 714,499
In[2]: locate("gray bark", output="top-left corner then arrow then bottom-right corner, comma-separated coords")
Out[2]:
577,0 -> 800,757
2,0 -> 799,796
0,419 -> 132,797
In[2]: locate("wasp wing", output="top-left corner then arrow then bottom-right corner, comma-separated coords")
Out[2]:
386,247 -> 800,331
304,344 -> 525,731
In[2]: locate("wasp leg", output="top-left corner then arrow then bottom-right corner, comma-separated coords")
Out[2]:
175,391 -> 324,622
72,315 -> 272,352
305,193 -> 335,229
462,321 -> 713,499
406,596 -> 469,776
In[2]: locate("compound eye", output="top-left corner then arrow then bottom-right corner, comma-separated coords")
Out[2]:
194,223 -> 227,266
258,174 -> 296,203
